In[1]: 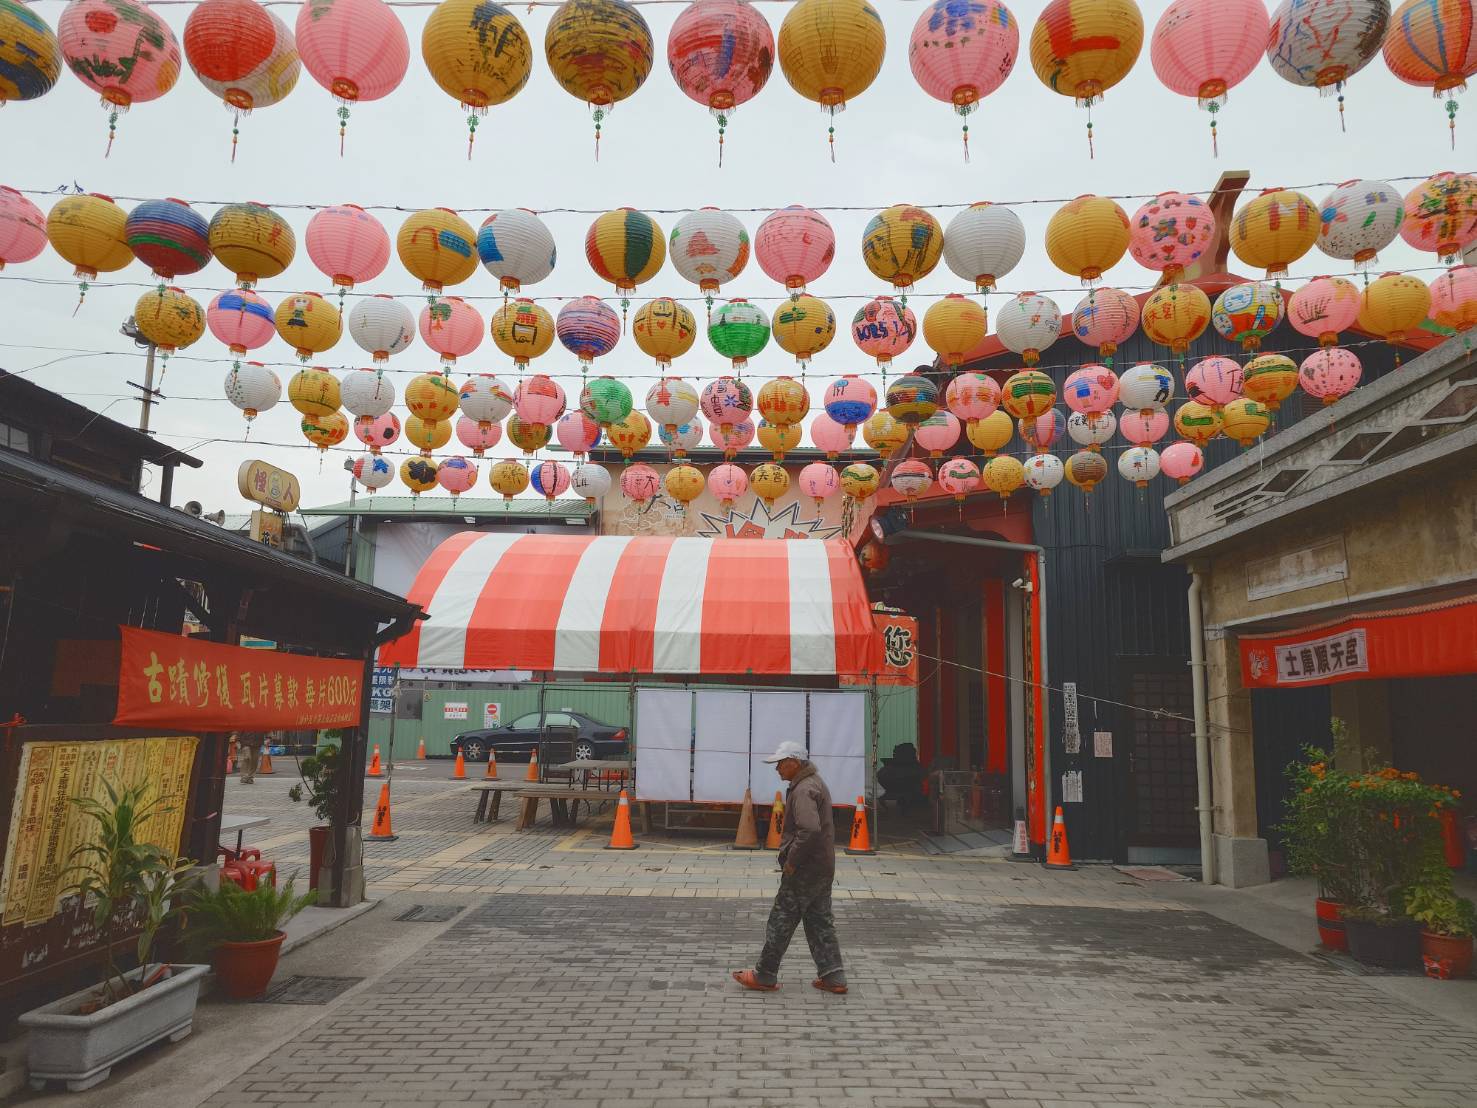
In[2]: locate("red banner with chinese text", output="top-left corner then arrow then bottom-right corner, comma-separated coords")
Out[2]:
1238,596 -> 1477,689
113,627 -> 363,731
841,613 -> 917,687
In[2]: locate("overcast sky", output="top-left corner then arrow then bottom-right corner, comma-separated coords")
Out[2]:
3,0 -> 1465,510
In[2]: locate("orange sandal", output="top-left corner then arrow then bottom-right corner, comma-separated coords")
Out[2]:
812,978 -> 848,994
731,970 -> 779,991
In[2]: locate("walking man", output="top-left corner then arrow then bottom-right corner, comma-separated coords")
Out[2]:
732,741 -> 847,995
236,729 -> 266,784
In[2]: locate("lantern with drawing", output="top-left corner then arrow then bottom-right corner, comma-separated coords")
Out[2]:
1117,445 -> 1160,487
406,371 -> 461,422
1117,361 -> 1173,412
1399,172 -> 1477,262
890,459 -> 934,502
840,461 -> 881,503
1382,0 -> 1477,144
707,461 -> 749,506
1071,286 -> 1138,362
1185,355 -> 1243,408
668,1 -> 774,163
58,0 -> 181,152
1266,0 -> 1390,129
125,197 -> 210,282
572,462 -> 611,503
1242,353 -> 1300,411
581,376 -> 634,428
708,298 -> 770,370
700,376 -> 754,431
1117,406 -> 1169,446
909,0 -> 1019,159
1141,282 -> 1211,354
752,462 -> 791,506
224,360 -> 281,426
995,292 -> 1062,366
664,463 -> 705,507
885,373 -> 940,425
1211,281 -> 1283,352
646,377 -> 701,433
208,287 -> 275,368
757,376 -> 811,426
0,0 -> 60,106
711,419 -> 755,464
823,375 -> 878,431
351,453 -> 394,491
45,192 -> 131,305
184,0 -> 300,158
669,206 -> 750,304
1316,178 -> 1404,267
1001,369 -> 1056,420
340,367 -> 396,420
1024,452 -> 1064,495
489,458 -> 529,499
302,410 -> 349,454
209,200 -> 294,288
458,373 -> 514,430
755,204 -> 835,291
436,456 -> 479,497
1064,449 -> 1109,493
1160,440 -> 1204,484
1062,365 -> 1119,414
1231,189 -> 1321,278
1067,409 -> 1116,451
1288,276 -> 1361,347
799,461 -> 841,507
945,371 -> 1001,430
1028,0 -> 1144,155
862,204 -> 945,293
1298,346 -> 1362,405
506,414 -> 552,454
477,208 -> 556,293
938,457 -> 981,501
1173,400 -> 1223,445
397,208 -> 477,292
1220,397 -> 1271,446
353,411 -> 400,454
772,294 -> 836,369
418,296 -> 484,367
606,410 -> 653,457
1128,190 -> 1215,281
545,0 -> 655,155
529,460 -> 571,501
400,456 -> 440,496
557,295 -> 621,370
456,417 -> 502,457
421,0 -> 531,156
852,296 -> 916,368
274,291 -> 342,361
346,296 -> 414,366
915,411 -> 961,456
633,297 -> 697,368
491,297 -> 555,370
556,410 -> 601,457
862,410 -> 909,457
983,455 -> 1026,500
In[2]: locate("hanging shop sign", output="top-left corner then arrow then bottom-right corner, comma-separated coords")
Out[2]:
843,612 -> 916,687
237,459 -> 301,513
113,626 -> 363,730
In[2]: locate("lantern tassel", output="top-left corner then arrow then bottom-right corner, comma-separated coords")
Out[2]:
1086,103 -> 1094,159
961,122 -> 969,163
716,113 -> 727,168
72,279 -> 89,317
1337,91 -> 1346,135
828,123 -> 835,163
467,114 -> 478,161
105,110 -> 117,158
593,107 -> 604,162
1448,96 -> 1459,150
338,106 -> 350,157
1207,100 -> 1220,157
231,115 -> 240,163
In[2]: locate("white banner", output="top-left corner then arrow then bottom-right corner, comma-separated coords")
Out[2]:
807,691 -> 866,804
694,691 -> 750,803
634,689 -> 691,802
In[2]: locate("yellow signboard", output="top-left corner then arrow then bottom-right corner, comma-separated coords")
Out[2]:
237,459 -> 301,513
0,737 -> 198,928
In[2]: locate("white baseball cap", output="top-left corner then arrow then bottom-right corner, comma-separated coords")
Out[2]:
763,741 -> 807,764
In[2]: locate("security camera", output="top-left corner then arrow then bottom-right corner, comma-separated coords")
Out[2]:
1011,577 -> 1024,588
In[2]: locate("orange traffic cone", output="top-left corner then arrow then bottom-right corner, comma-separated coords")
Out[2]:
733,788 -> 760,850
525,749 -> 539,782
764,790 -> 785,850
607,789 -> 637,850
484,751 -> 499,780
366,780 -> 397,842
451,750 -> 466,780
416,738 -> 426,760
845,796 -> 875,856
1045,806 -> 1075,870
256,748 -> 274,775
367,745 -> 382,778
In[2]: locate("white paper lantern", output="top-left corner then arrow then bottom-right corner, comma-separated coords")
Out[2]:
1067,409 -> 1117,450
477,209 -> 557,292
658,419 -> 705,456
458,374 -> 514,426
351,453 -> 394,490
1117,362 -> 1175,411
348,294 -> 415,363
995,292 -> 1062,366
1266,0 -> 1389,91
1118,445 -> 1162,487
1023,453 -> 1064,494
224,361 -> 281,422
1316,179 -> 1404,266
339,367 -> 396,418
571,461 -> 612,502
943,202 -> 1026,291
670,207 -> 749,293
646,377 -> 701,430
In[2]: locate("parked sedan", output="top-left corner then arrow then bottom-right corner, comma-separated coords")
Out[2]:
450,710 -> 628,763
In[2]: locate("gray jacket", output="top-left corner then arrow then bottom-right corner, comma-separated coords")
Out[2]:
778,763 -> 835,879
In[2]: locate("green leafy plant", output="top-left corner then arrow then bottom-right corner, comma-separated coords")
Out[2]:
184,876 -> 316,950
1404,885 -> 1476,938
1279,730 -> 1361,905
288,744 -> 340,825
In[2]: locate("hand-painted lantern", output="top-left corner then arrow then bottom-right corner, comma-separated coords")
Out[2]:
459,373 -> 513,429
406,371 -> 461,422
664,463 -> 705,506
1383,0 -> 1477,143
1231,189 -> 1321,278
1316,179 -> 1404,266
1063,449 -> 1109,493
915,411 -> 961,456
340,367 -> 395,419
418,296 -> 484,367
910,0 -> 1019,158
207,287 -> 275,366
633,297 -> 697,367
421,0 -> 531,155
302,410 -> 349,453
1266,0 -> 1390,129
822,375 -> 878,430
751,462 -> 790,506
995,292 -> 1062,366
862,204 -> 944,293
755,205 -> 834,291
354,411 -> 401,453
606,410 -> 652,457
983,455 -> 1026,500
890,459 -> 934,502
1024,452 -> 1064,495
274,291 -> 342,361
707,462 -> 748,506
397,208 -> 477,292
506,414 -> 552,454
1071,286 -> 1139,361
557,295 -> 621,369
45,192 -> 131,304
772,294 -> 836,368
700,376 -> 754,431
572,462 -> 612,503
1117,445 -> 1160,487
581,375 -> 634,428
851,296 -> 916,367
456,416 -> 502,457
938,457 -> 981,501
1399,172 -> 1477,261
126,197 -> 210,281
1128,190 -> 1215,281
1001,369 -> 1056,419
183,0 -> 299,158
545,0 -> 655,154
208,200 -> 294,287
646,377 -> 701,432
1173,400 -> 1223,445
436,456 -> 480,497
757,375 -> 811,426
1242,353 -> 1300,410
777,0 -> 887,155
351,453 -> 394,491
667,1 -> 774,161
1430,265 -> 1477,333
862,411 -> 909,456
224,360 -> 280,425
670,207 -> 750,308
556,410 -> 601,457
1185,355 -> 1243,408
478,209 -> 556,293
1160,440 -> 1204,484
1062,364 -> 1119,414
1117,407 -> 1169,446
1288,276 -> 1361,347
885,373 -> 940,425
1117,362 -> 1173,410
0,0 -> 61,105
1219,398 -> 1271,446
59,0 -> 181,151
708,298 -> 770,369
1298,347 -> 1362,405
839,461 -> 881,502
945,371 -> 1002,429
659,419 -> 704,458
1211,281 -> 1283,351
349,295 -> 414,364
489,458 -> 529,500
491,297 -> 555,369
529,460 -> 571,500
1028,0 -> 1144,155
1141,282 -> 1211,354
1066,409 -> 1116,451
799,461 -> 841,507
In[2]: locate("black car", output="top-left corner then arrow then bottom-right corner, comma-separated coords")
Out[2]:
450,710 -> 628,762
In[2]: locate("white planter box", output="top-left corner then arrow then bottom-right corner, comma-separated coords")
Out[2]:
19,963 -> 208,1092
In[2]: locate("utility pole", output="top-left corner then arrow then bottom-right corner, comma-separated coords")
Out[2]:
119,317 -> 160,433
341,457 -> 359,577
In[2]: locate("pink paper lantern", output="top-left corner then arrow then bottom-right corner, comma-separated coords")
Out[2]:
851,295 -> 916,366
890,459 -> 934,501
1299,347 -> 1362,406
798,461 -> 840,505
909,0 -> 1018,158
305,203 -> 390,290
207,288 -> 276,354
455,416 -> 502,456
915,411 -> 961,456
418,296 -> 485,366
1288,276 -> 1362,346
1150,0 -> 1270,153
0,187 -> 48,269
513,373 -> 567,427
700,376 -> 754,429
1063,365 -> 1120,415
1020,408 -> 1065,451
1129,191 -> 1217,281
706,462 -> 748,505
436,455 -> 479,495
938,457 -> 980,500
354,411 -> 401,452
58,1 -> 181,127
1185,356 -> 1244,408
755,205 -> 835,290
710,417 -> 755,456
295,0 -> 409,149
667,0 -> 774,159
822,374 -> 878,429
618,463 -> 661,503
1160,440 -> 1205,484
1071,288 -> 1140,359
810,413 -> 855,458
1118,407 -> 1170,446
530,460 -> 572,500
945,371 -> 1001,426
556,410 -> 602,456
1430,265 -> 1477,333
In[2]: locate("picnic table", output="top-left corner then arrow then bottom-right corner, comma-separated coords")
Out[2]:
219,813 -> 269,853
556,759 -> 633,790
469,781 -> 607,828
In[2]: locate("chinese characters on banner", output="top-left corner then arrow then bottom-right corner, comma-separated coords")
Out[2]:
1242,628 -> 1370,687
842,612 -> 919,687
370,667 -> 395,715
1062,682 -> 1080,754
113,627 -> 364,731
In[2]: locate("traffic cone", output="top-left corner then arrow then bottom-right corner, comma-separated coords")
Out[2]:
764,790 -> 785,850
606,789 -> 637,850
484,751 -> 499,780
367,745 -> 382,778
366,781 -> 397,842
1045,806 -> 1075,870
256,749 -> 274,775
844,796 -> 875,856
416,738 -> 426,760
451,750 -> 466,780
525,749 -> 539,782
733,789 -> 760,849
1009,806 -> 1034,863
225,740 -> 234,775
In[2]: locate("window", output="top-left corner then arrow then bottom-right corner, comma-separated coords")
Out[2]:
545,713 -> 576,727
509,713 -> 541,730
0,421 -> 31,453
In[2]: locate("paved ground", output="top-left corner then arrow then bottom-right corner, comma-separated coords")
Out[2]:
19,764 -> 1477,1108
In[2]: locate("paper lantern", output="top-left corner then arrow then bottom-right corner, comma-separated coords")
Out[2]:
0,186 -> 46,269
224,360 -> 280,423
1024,452 -> 1064,495
708,298 -> 770,368
863,410 -> 910,455
1185,355 -> 1243,408
183,0 -> 298,154
799,461 -> 841,506
1358,272 -> 1432,343
1141,282 -> 1211,353
1173,399 -> 1223,445
750,462 -> 789,505
556,410 -> 601,457
1150,0 -> 1270,152
757,376 -> 810,426
1383,0 -> 1477,140
587,208 -> 666,295
915,411 -> 961,456
1212,281 -> 1283,352
607,410 -> 652,457
943,201 -> 1024,291
1071,287 -> 1139,359
633,297 -> 697,366
1021,408 -> 1066,450
777,0 -> 887,154
422,0 -> 531,154
352,452 -> 393,491
1289,276 -> 1361,346
1430,265 -> 1477,332
581,375 -> 634,427
862,204 -> 944,291
58,0 -> 180,149
700,375 -> 754,429
1299,346 -> 1362,405
885,373 -> 940,425
302,410 -> 349,453
1117,407 -> 1169,446
514,373 -> 567,427
889,459 -> 934,501
354,411 -> 400,453
982,455 -> 1025,500
938,457 -> 981,501
923,294 -> 988,367
1064,449 -> 1108,493
1001,369 -> 1056,419
1045,194 -> 1130,283
1242,353 -> 1300,410
274,291 -> 341,360
840,462 -> 881,501
306,204 -> 389,291
208,200 -> 294,287
1317,179 -> 1404,266
670,207 -> 750,296
772,294 -> 836,367
349,294 -> 414,363
339,367 -> 395,418
1067,409 -> 1116,450
207,287 -> 275,357
456,416 -> 502,456
405,414 -> 453,454
809,412 -> 854,458
478,209 -> 555,292
397,208 -> 477,292
490,297 -> 555,368
1029,0 -> 1143,153
1160,440 -> 1204,484
659,419 -> 704,457
851,296 -> 916,366
1063,364 -> 1119,414
355,410 -> 402,453
619,462 -> 661,503
944,371 -> 1001,427
529,460 -> 571,500
1128,190 -> 1216,281
435,456 -> 479,496
557,295 -> 621,366
1400,172 -> 1477,261
1117,445 -> 1160,487
572,461 -> 612,502
545,0 -> 654,153
0,0 -> 61,104
1231,189 -> 1321,278
707,461 -> 748,505
506,414 -> 551,454
664,463 -> 705,505
405,371 -> 461,422
417,296 -> 484,367
45,192 -> 130,302
966,408 -> 1013,455
126,198 -> 210,280
295,0 -> 408,150
755,205 -> 835,290
1220,397 -> 1271,446
710,418 -> 755,457
822,375 -> 877,430
489,458 -> 529,499
646,377 -> 701,430
995,293 -> 1062,366
1266,0 -> 1389,130
1117,362 -> 1173,410
668,0 -> 774,159
910,0 -> 1019,158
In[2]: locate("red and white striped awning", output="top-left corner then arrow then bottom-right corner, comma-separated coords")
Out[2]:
379,534 -> 883,677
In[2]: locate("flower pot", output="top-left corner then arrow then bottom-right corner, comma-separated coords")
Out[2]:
212,931 -> 287,1000
19,963 -> 208,1092
1315,898 -> 1347,951
1421,931 -> 1474,979
1344,917 -> 1423,969
308,825 -> 330,891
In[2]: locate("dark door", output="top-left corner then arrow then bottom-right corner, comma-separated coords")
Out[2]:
1118,662 -> 1200,849
1252,685 -> 1331,872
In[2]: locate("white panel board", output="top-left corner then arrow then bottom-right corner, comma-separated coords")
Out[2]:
749,691 -> 808,798
635,689 -> 692,801
808,691 -> 867,804
694,691 -> 750,804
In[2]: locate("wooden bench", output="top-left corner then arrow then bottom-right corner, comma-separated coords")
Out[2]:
471,783 -> 616,828
472,782 -> 531,824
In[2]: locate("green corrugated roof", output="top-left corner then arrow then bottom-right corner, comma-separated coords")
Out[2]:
300,497 -> 596,519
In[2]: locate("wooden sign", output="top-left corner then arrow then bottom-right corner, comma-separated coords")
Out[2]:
237,459 -> 301,513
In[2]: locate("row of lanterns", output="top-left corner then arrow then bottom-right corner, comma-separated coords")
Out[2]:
3,0 -> 1475,159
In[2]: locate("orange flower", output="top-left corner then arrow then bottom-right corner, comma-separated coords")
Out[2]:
1303,787 -> 1313,794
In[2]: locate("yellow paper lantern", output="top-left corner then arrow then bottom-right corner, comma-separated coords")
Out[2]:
587,208 -> 666,292
422,0 -> 532,153
1141,282 -> 1211,353
45,192 -> 131,302
1173,400 -> 1223,446
861,204 -> 943,290
665,463 -> 705,504
758,419 -> 803,460
983,454 -> 1025,500
401,456 -> 441,495
772,294 -> 836,367
922,293 -> 987,367
965,408 -> 1014,456
507,414 -> 552,454
405,415 -> 453,454
208,201 -> 295,288
1045,194 -> 1131,282
1220,398 -> 1271,447
778,0 -> 887,152
752,462 -> 791,506
607,409 -> 652,457
1030,0 -> 1144,106
274,292 -> 341,360
1242,353 -> 1299,411
488,458 -> 528,499
1230,189 -> 1321,278
397,207 -> 478,291
1064,449 -> 1108,493
1357,272 -> 1432,344
1001,370 -> 1056,420
632,296 -> 696,365
862,410 -> 908,456
288,366 -> 341,417
132,286 -> 204,354
405,372 -> 462,422
302,411 -> 349,453
491,297 -> 555,367
545,0 -> 653,152
839,461 -> 880,500
757,376 -> 811,426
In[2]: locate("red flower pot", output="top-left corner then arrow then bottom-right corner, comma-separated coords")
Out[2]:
1421,931 -> 1474,979
1315,898 -> 1347,951
308,825 -> 330,892
212,932 -> 286,1000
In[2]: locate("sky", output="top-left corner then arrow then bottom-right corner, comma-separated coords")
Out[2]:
2,0 -> 1467,511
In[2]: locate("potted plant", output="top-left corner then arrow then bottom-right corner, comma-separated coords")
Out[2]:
19,780 -> 205,1093
1279,739 -> 1360,951
1404,880 -> 1475,979
288,744 -> 340,891
184,877 -> 316,999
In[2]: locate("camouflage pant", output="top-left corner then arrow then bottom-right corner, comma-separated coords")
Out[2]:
754,872 -> 844,985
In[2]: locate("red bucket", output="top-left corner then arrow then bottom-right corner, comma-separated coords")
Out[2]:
1316,898 -> 1347,951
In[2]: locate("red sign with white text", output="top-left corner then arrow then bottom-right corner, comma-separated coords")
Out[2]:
113,627 -> 363,731
841,613 -> 918,687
